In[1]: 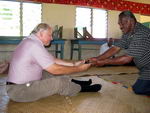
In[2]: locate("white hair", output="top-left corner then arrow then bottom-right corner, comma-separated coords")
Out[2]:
30,23 -> 51,34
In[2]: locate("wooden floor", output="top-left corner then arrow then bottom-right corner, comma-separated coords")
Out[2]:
0,66 -> 150,113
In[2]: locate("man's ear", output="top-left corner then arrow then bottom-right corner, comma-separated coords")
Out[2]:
130,18 -> 135,25
36,30 -> 43,41
39,30 -> 43,37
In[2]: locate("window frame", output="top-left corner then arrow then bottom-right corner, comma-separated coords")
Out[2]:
76,7 -> 108,38
0,0 -> 42,38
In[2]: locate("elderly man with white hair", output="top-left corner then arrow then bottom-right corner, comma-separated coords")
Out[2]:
6,23 -> 102,102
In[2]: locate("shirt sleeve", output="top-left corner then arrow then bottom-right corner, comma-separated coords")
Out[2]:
31,43 -> 55,69
113,35 -> 128,49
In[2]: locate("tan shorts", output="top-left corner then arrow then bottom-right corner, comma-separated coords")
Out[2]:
6,76 -> 81,102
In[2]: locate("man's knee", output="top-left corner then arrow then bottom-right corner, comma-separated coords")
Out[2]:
132,79 -> 150,95
59,79 -> 81,96
132,87 -> 145,94
132,86 -> 150,95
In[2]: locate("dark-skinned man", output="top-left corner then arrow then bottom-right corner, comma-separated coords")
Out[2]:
88,10 -> 150,96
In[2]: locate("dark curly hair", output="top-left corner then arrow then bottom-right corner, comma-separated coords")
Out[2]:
119,10 -> 137,22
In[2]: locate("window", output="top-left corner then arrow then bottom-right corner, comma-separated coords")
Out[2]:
0,1 -> 20,36
23,3 -> 41,36
76,8 -> 91,35
76,7 -> 107,38
0,0 -> 41,37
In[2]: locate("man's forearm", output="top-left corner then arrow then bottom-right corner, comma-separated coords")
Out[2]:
55,58 -> 74,66
97,46 -> 120,60
103,55 -> 133,66
46,63 -> 90,75
93,55 -> 133,66
50,65 -> 81,75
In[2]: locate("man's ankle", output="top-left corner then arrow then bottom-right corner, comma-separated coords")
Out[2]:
80,84 -> 102,92
71,79 -> 92,86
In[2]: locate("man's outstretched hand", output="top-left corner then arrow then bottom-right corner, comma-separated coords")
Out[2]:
91,60 -> 106,67
88,57 -> 98,62
85,58 -> 106,67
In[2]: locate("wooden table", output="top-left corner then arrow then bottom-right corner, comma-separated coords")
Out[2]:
0,37 -> 65,59
70,39 -> 107,60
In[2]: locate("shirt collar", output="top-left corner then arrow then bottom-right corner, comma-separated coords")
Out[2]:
26,34 -> 44,46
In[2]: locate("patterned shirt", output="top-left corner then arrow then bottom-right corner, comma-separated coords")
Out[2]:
114,22 -> 150,80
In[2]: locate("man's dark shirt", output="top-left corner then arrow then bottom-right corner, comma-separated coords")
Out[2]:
114,22 -> 150,80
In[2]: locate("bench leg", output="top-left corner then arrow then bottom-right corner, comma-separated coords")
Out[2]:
78,44 -> 81,60
60,44 -> 64,59
70,43 -> 74,60
55,44 -> 58,58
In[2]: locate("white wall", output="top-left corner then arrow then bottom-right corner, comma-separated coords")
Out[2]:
42,3 -> 76,39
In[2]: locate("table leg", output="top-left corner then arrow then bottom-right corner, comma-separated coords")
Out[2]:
78,44 -> 81,60
60,44 -> 64,59
55,44 -> 58,58
70,42 -> 74,60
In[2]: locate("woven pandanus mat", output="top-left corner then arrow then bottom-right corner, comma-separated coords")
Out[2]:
98,73 -> 138,87
6,76 -> 150,113
70,66 -> 139,77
